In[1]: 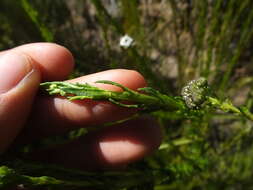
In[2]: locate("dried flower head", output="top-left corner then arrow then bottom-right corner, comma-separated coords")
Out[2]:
181,77 -> 209,109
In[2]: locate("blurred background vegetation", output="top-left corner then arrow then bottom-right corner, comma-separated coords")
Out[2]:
1,0 -> 253,189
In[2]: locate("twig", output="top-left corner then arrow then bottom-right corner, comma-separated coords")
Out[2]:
40,78 -> 253,122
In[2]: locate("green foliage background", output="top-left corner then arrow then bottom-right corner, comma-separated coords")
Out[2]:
1,0 -> 253,189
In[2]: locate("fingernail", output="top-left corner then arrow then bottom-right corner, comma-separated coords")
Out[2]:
0,52 -> 33,94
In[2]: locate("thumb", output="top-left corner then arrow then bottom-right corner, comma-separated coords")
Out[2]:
0,51 -> 40,153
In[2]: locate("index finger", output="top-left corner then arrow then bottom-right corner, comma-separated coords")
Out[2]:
2,42 -> 74,81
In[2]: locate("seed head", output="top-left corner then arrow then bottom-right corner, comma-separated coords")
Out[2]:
181,77 -> 209,109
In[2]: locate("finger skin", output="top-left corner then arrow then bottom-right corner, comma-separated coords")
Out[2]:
0,63 -> 40,152
8,43 -> 74,81
0,43 -> 74,152
29,116 -> 162,170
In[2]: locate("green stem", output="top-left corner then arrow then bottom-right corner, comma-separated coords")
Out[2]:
40,80 -> 186,111
207,97 -> 253,121
207,97 -> 241,114
40,78 -> 253,122
0,164 -> 153,189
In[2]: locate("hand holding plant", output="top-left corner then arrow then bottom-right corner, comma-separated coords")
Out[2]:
0,43 -> 161,189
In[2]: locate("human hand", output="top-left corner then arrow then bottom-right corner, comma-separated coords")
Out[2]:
0,43 -> 162,170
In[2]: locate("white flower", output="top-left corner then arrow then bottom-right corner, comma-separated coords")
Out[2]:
119,34 -> 134,48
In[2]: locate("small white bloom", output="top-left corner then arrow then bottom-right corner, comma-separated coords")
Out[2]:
119,34 -> 134,48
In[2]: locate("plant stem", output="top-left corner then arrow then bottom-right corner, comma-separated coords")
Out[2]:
40,78 -> 253,122
0,162 -> 153,189
40,80 -> 186,111
206,97 -> 253,121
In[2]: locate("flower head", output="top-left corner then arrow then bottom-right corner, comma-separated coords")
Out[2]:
119,34 -> 134,48
181,77 -> 209,109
